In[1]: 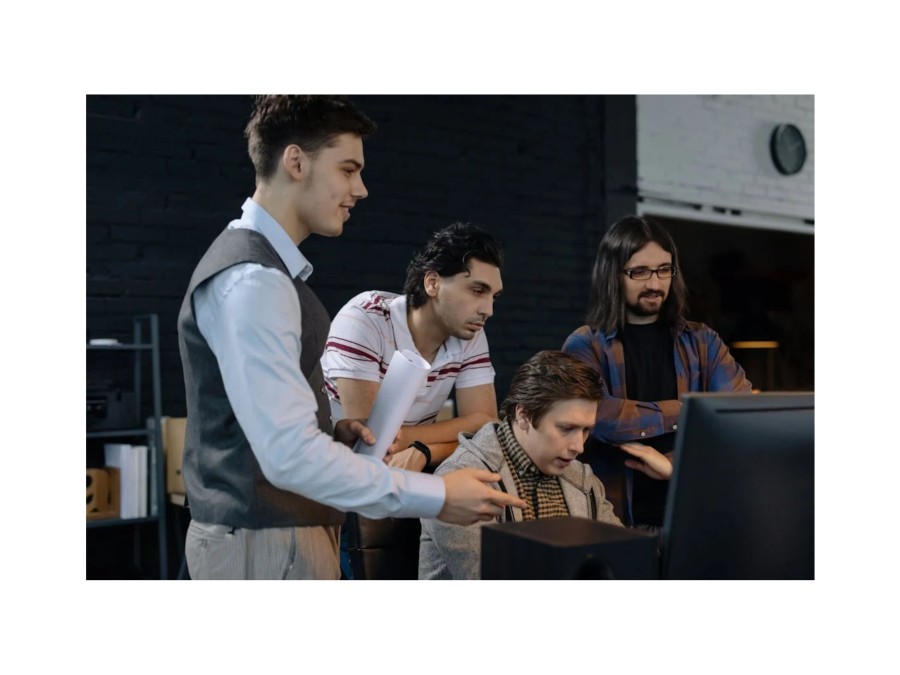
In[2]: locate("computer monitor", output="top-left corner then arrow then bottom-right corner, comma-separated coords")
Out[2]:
660,392 -> 814,580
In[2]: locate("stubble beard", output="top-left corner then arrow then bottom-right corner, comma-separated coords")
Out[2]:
626,292 -> 666,319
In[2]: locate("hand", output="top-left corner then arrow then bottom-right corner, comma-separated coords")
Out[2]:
437,468 -> 526,525
619,442 -> 673,480
385,427 -> 410,458
387,445 -> 427,472
334,419 -> 402,456
333,418 -> 374,447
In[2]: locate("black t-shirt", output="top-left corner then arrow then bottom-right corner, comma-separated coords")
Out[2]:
620,322 -> 677,526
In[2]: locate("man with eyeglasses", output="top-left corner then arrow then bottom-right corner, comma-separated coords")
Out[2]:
562,215 -> 751,530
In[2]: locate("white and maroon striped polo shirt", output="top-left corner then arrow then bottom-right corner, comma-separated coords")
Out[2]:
321,291 -> 494,425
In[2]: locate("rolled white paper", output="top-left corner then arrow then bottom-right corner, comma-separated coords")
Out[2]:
353,349 -> 431,459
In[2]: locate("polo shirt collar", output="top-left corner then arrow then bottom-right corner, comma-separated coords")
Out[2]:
388,294 -> 463,363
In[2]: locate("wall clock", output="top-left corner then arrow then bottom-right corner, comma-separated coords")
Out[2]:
769,123 -> 807,175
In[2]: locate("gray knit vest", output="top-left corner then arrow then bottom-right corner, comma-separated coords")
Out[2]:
177,228 -> 343,528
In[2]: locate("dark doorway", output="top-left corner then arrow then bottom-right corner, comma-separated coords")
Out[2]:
653,215 -> 814,392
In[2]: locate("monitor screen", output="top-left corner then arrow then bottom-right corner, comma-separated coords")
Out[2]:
660,392 -> 814,580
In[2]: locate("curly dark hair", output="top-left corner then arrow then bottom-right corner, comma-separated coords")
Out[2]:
499,351 -> 604,427
403,222 -> 504,309
585,215 -> 688,332
244,95 -> 376,181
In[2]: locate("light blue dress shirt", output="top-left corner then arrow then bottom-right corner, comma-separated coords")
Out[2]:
193,198 -> 444,519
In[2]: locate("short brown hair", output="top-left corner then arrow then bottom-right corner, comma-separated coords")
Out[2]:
244,95 -> 376,181
499,351 -> 603,427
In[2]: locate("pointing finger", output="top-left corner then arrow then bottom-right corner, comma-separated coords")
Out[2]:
489,490 -> 526,509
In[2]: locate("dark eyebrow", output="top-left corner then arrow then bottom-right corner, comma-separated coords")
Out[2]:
341,159 -> 363,170
471,280 -> 503,297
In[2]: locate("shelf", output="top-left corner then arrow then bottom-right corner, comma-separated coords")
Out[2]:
87,428 -> 151,439
86,313 -> 168,579
87,515 -> 160,529
87,343 -> 153,351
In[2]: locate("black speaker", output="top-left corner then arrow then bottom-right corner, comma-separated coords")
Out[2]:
481,517 -> 658,580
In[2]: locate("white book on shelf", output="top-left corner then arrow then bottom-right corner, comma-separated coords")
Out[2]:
104,443 -> 134,518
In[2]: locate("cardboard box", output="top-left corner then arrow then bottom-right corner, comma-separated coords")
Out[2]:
87,467 -> 120,520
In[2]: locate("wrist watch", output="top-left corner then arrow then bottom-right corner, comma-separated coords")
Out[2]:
411,440 -> 432,467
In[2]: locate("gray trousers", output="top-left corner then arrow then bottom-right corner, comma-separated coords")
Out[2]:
186,520 -> 341,580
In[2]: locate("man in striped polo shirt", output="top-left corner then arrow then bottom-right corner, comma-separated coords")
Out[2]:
322,222 -> 504,474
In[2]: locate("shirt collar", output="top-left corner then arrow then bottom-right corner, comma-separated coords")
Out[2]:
388,294 -> 463,363
496,420 -> 554,481
388,294 -> 415,352
603,318 -> 689,342
237,198 -> 313,281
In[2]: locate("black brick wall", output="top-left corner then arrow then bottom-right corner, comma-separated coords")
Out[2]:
86,95 -> 637,417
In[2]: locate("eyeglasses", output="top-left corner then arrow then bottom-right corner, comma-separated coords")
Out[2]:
622,265 -> 677,280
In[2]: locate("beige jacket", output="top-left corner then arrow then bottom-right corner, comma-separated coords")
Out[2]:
418,422 -> 622,579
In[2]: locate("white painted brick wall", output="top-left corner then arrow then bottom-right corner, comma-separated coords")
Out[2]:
637,95 -> 814,221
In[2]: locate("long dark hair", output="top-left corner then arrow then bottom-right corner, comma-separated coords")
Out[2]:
585,215 -> 687,332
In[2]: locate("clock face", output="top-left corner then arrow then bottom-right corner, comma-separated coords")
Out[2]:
770,123 -> 807,175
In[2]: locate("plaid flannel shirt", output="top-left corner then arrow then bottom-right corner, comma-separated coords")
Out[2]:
562,320 -> 752,444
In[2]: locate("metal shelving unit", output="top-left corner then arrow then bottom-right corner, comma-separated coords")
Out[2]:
86,314 -> 168,579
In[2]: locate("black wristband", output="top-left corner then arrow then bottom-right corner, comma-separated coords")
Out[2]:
411,440 -> 432,467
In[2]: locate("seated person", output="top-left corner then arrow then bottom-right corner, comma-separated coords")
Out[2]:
418,350 -> 670,580
321,222 -> 505,471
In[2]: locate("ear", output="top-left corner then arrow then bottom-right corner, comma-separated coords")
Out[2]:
423,271 -> 440,298
283,144 -> 306,181
515,404 -> 529,431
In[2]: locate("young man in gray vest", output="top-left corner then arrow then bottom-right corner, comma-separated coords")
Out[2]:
177,96 -> 524,579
